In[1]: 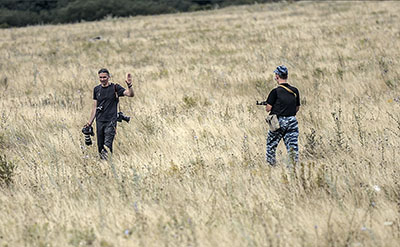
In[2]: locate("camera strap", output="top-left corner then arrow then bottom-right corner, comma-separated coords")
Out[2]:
114,83 -> 120,112
114,83 -> 119,99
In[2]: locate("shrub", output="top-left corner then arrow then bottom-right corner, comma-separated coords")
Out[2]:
0,155 -> 16,187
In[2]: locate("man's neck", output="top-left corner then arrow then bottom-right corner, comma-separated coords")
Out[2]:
278,80 -> 288,85
101,81 -> 110,87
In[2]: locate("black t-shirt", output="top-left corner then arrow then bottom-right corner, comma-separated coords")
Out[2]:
266,83 -> 300,117
93,83 -> 125,122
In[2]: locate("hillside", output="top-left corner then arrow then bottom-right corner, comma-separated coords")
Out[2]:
0,0 -> 279,28
0,1 -> 399,246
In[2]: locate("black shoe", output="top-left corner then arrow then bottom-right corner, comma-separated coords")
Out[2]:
100,148 -> 108,160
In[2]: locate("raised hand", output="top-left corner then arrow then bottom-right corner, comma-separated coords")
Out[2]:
126,73 -> 132,85
124,73 -> 134,97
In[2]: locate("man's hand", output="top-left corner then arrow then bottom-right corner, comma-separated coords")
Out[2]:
265,104 -> 272,112
126,73 -> 132,86
123,73 -> 134,97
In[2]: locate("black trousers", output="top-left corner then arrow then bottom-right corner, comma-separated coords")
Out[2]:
96,121 -> 117,154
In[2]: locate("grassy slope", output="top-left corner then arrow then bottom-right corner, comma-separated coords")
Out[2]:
0,1 -> 399,246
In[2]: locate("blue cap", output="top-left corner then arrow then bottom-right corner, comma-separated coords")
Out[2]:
274,65 -> 288,77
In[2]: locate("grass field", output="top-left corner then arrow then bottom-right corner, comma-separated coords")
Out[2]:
0,1 -> 399,246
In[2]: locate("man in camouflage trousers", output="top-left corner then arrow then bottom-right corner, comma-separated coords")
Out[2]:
264,65 -> 300,165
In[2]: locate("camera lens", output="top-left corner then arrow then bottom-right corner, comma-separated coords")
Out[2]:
85,135 -> 92,146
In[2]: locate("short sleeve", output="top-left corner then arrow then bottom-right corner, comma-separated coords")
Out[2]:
295,89 -> 300,106
266,88 -> 277,106
93,87 -> 97,100
116,84 -> 126,97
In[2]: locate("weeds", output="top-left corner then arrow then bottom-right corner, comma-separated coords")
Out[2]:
335,54 -> 344,81
189,132 -> 206,175
182,95 -> 197,108
353,107 -> 366,146
0,76 -> 8,90
252,78 -> 269,96
138,115 -> 158,136
313,67 -> 325,79
23,223 -> 50,247
378,56 -> 395,88
0,155 -> 16,187
69,228 -> 96,247
241,133 -> 252,167
0,132 -> 6,149
387,112 -> 400,137
330,106 -> 349,151
304,128 -> 323,158
378,135 -> 389,166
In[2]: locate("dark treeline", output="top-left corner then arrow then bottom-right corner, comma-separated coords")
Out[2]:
0,0 -> 284,28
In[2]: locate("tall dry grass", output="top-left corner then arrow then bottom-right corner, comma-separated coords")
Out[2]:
0,1 -> 399,246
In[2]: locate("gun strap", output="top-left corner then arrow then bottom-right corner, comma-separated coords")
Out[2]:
279,85 -> 297,98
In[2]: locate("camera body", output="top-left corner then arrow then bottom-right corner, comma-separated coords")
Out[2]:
82,125 -> 95,146
117,112 -> 130,123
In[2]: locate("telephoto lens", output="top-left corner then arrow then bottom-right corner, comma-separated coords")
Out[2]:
84,135 -> 92,145
82,126 -> 95,146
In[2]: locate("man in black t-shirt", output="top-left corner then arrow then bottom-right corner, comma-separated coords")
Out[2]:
85,68 -> 134,159
264,65 -> 300,166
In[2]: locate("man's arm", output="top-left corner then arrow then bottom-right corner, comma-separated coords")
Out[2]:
123,73 -> 134,97
264,89 -> 275,113
86,100 -> 97,126
296,88 -> 300,113
266,104 -> 272,112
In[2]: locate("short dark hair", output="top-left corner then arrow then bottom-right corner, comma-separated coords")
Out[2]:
279,73 -> 288,80
98,68 -> 110,75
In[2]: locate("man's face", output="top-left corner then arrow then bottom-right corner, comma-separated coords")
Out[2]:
99,72 -> 109,84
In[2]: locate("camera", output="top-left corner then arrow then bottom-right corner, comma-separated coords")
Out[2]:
82,125 -> 95,146
117,112 -> 130,123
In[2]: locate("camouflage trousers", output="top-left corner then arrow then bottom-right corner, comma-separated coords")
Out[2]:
266,116 -> 299,166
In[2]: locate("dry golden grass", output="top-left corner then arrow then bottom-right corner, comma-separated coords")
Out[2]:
1,1 -> 400,246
